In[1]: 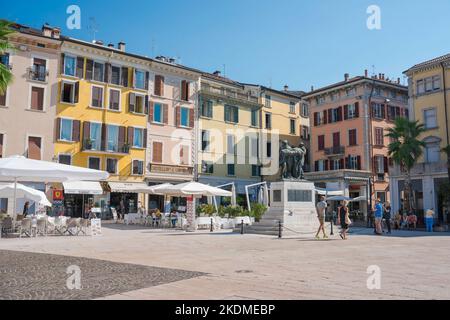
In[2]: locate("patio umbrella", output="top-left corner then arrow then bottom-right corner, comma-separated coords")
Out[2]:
326,195 -> 353,201
0,183 -> 52,207
351,196 -> 367,202
0,155 -> 109,216
137,183 -> 173,195
156,181 -> 232,197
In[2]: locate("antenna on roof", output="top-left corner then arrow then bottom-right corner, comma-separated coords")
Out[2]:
371,64 -> 376,77
151,38 -> 155,57
88,17 -> 99,42
223,64 -> 226,77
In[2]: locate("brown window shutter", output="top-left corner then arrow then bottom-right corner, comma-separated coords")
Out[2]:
31,87 -> 43,110
355,102 -> 359,118
149,101 -> 154,122
60,53 -> 65,75
143,129 -> 147,149
345,156 -> 350,169
324,160 -> 329,171
130,68 -> 135,88
176,106 -> 181,127
121,67 -> 128,87
340,158 -> 344,169
181,80 -> 187,101
382,104 -> 387,119
119,126 -> 126,150
72,120 -> 81,142
337,106 -> 343,121
127,126 -> 134,145
154,75 -> 160,95
85,59 -> 93,80
357,156 -> 361,170
328,109 -> 333,123
163,104 -> 169,124
373,156 -> 377,173
189,108 -> 194,128
128,93 -> 136,113
105,63 -> 112,83
83,121 -> 90,143
74,82 -> 80,103
145,72 -> 149,90
323,110 -> 328,124
344,105 -> 348,120
55,118 -> 61,141
101,124 -> 106,151
384,156 -> 389,173
314,161 -> 319,172
330,160 -> 334,171
153,142 -> 163,163
314,112 -> 318,126
144,95 -> 149,115
76,57 -> 84,78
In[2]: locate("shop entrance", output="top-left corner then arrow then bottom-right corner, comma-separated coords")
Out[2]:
110,192 -> 138,215
64,194 -> 93,218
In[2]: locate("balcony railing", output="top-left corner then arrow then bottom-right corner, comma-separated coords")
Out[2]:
324,146 -> 345,156
201,84 -> 259,104
27,66 -> 49,82
82,140 -> 130,154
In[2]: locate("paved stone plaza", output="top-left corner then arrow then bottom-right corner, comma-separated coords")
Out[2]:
0,225 -> 449,300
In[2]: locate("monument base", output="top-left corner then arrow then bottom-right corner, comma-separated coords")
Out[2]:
239,180 -> 324,237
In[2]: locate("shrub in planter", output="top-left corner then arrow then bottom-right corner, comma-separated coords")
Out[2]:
222,205 -> 244,218
250,203 -> 268,222
196,204 -> 216,216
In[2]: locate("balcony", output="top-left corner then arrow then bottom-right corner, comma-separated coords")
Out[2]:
324,146 -> 345,156
200,84 -> 259,104
389,161 -> 447,177
82,140 -> 130,155
27,66 -> 49,83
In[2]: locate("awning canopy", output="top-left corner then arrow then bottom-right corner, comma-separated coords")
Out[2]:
108,182 -> 148,193
63,181 -> 104,195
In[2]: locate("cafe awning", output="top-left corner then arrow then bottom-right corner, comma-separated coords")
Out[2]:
108,182 -> 148,193
62,181 -> 104,195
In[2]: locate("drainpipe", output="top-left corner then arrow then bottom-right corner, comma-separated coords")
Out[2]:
441,63 -> 449,148
367,79 -> 377,225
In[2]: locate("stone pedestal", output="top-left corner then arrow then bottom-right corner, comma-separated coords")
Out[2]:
243,180 -> 321,237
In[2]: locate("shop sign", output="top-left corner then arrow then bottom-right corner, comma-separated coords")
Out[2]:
53,190 -> 64,201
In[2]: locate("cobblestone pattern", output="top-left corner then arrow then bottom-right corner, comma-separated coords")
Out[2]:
0,250 -> 204,300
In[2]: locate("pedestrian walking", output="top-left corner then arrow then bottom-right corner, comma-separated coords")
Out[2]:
315,196 -> 328,239
337,200 -> 350,240
374,199 -> 383,235
384,201 -> 392,234
425,208 -> 434,232
22,201 -> 30,218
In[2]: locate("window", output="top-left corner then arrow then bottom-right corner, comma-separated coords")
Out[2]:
375,155 -> 384,174
425,77 -> 433,92
152,142 -> 163,163
227,164 -> 235,176
374,87 -> 381,96
330,92 -> 338,101
225,105 -> 239,123
301,103 -> 309,117
375,128 -> 384,146
133,128 -> 144,148
109,89 -> 120,110
417,76 -> 440,94
31,58 -> 47,82
290,119 -> 296,134
417,80 -> 425,94
30,86 -> 44,110
106,158 -> 118,174
301,126 -> 309,140
266,142 -> 272,158
227,135 -> 235,155
61,81 -> 77,104
433,76 -> 441,90
111,66 -> 121,85
316,96 -> 325,105
252,165 -> 260,177
181,80 -> 190,101
289,102 -> 296,114
317,160 -> 326,172
64,55 -> 76,76
317,135 -> 325,151
372,103 -> 384,118
90,123 -> 102,151
347,103 -> 356,119
0,133 -> 3,158
132,160 -> 144,175
107,125 -> 119,152
153,103 -> 163,123
332,132 -> 340,147
424,109 -> 437,129
426,145 -> 440,163
390,91 -> 397,99
134,94 -> 145,114
348,155 -> 359,170
180,107 -> 190,127
27,136 -> 41,160
91,86 -> 104,108
58,154 -> 71,165
265,95 -> 271,107
265,113 -> 272,129
331,108 -> 339,122
331,159 -> 342,170
250,137 -> 258,159
348,129 -> 357,146
201,130 -> 210,151
135,70 -> 146,89
154,75 -> 164,96
200,99 -> 213,118
93,62 -> 104,82
60,118 -> 73,141
201,161 -> 213,174
88,157 -> 101,170
251,109 -> 258,127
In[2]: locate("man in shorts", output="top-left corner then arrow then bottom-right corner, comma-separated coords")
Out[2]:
315,196 -> 328,239
374,198 -> 383,235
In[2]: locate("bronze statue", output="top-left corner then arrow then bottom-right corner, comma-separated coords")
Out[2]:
279,140 -> 307,180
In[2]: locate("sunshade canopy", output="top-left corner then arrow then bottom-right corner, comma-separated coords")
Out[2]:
62,181 -> 104,195
0,183 -> 52,207
156,181 -> 232,197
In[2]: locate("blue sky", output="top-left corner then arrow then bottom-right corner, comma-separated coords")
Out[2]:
4,0 -> 450,91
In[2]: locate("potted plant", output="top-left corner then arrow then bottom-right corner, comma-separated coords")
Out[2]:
122,143 -> 131,153
250,203 -> 268,223
84,138 -> 93,150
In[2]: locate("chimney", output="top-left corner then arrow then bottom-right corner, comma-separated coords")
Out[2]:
213,70 -> 221,76
364,69 -> 368,77
118,42 -> 126,52
108,43 -> 114,49
382,74 -> 385,80
344,73 -> 350,81
311,86 -> 314,92
42,24 -> 52,37
284,85 -> 289,92
397,77 -> 401,84
52,27 -> 61,39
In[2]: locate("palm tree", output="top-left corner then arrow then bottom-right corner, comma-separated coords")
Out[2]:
441,145 -> 450,182
386,117 -> 426,214
0,20 -> 14,95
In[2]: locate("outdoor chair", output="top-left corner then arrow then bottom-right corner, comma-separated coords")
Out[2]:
1,217 -> 15,238
54,217 -> 67,235
19,218 -> 32,238
79,218 -> 91,236
46,217 -> 55,234
64,218 -> 81,236
36,218 -> 47,237
16,214 -> 24,222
